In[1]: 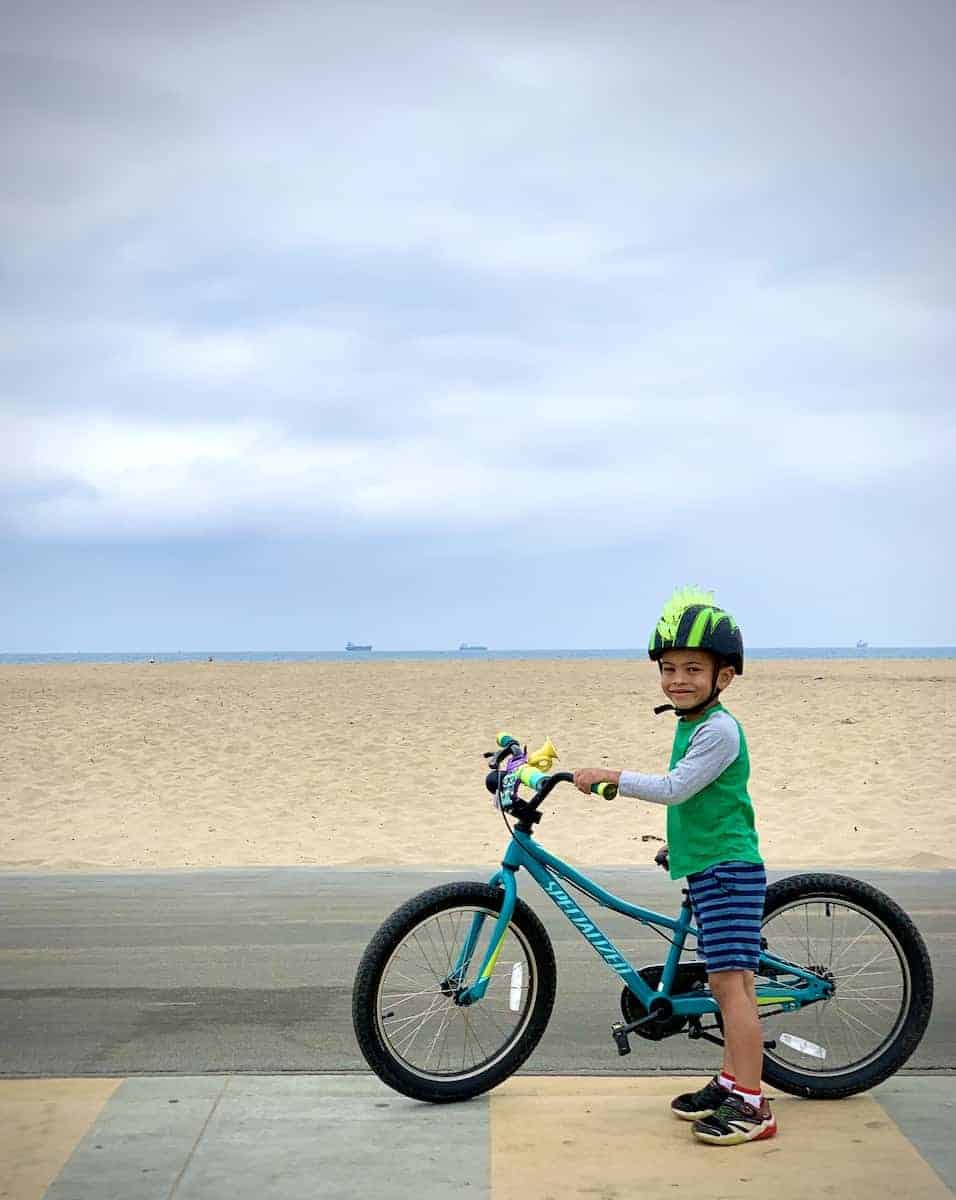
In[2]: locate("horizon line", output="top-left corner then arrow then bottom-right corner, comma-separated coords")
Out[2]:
3,644 -> 955,657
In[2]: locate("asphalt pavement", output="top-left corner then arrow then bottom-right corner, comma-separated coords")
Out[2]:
1,866 -> 953,1076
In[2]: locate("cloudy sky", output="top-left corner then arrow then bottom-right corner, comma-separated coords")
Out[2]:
3,0 -> 954,652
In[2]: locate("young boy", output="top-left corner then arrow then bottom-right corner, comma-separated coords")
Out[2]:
573,586 -> 775,1146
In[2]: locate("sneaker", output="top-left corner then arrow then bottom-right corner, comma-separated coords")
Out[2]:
670,1075 -> 732,1121
692,1093 -> 777,1145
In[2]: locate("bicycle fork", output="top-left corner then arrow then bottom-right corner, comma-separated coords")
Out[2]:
445,869 -> 519,1006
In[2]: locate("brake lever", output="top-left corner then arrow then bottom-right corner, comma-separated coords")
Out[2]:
487,745 -> 518,769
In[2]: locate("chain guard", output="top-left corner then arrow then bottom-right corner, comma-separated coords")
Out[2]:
620,962 -> 709,1041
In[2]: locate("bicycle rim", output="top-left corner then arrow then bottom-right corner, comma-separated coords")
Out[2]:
760,896 -> 910,1076
374,905 -> 538,1083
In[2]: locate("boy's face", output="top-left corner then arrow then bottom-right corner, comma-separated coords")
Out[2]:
658,648 -> 734,709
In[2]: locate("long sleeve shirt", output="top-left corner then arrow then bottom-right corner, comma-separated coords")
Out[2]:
617,709 -> 740,806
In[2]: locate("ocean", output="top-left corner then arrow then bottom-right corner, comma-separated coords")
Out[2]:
1,647 -> 954,665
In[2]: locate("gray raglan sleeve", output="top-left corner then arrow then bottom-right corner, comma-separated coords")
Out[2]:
617,712 -> 740,806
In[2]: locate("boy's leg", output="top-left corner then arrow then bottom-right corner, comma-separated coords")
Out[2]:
720,971 -> 757,1078
674,862 -> 767,1129
689,863 -> 766,1087
708,970 -> 762,1091
672,870 -> 741,1119
670,887 -> 734,1120
693,969 -> 775,1144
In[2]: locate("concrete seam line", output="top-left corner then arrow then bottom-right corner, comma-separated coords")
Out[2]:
165,1074 -> 232,1200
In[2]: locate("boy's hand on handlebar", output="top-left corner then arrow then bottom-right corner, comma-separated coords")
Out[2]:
573,768 -> 622,796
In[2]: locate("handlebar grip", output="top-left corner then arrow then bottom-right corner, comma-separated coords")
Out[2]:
518,764 -> 547,790
592,782 -> 618,800
496,731 -> 520,749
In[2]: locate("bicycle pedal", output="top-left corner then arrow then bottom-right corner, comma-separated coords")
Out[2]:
610,1022 -> 632,1056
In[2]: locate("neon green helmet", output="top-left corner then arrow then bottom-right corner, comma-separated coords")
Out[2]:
648,587 -> 744,675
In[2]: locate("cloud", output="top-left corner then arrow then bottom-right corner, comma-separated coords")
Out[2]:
4,365 -> 951,547
1,0 -> 954,649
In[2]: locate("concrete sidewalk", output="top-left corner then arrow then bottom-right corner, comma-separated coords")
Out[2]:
3,1074 -> 954,1200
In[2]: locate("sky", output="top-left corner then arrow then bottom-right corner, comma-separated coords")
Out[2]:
2,0 -> 954,652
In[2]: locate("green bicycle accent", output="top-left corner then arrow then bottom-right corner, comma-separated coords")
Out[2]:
478,927 -> 508,981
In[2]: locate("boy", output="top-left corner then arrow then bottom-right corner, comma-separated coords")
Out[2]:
573,587 -> 775,1146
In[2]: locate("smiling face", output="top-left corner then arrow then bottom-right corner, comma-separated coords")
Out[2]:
658,648 -> 735,710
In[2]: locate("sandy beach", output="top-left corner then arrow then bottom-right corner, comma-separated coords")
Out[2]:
1,658 -> 954,873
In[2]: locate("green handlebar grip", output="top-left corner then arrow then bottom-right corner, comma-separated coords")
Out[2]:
518,765 -> 546,790
592,782 -> 618,800
496,731 -> 520,748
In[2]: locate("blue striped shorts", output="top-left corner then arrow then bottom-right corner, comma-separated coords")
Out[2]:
687,861 -> 767,974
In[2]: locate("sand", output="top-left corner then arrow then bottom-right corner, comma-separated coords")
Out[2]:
1,658 -> 954,873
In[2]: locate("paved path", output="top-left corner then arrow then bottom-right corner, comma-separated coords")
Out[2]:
4,1074 -> 955,1199
1,867 -> 953,1075
2,867 -> 954,1198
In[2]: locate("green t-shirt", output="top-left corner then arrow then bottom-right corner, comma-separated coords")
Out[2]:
665,705 -> 763,880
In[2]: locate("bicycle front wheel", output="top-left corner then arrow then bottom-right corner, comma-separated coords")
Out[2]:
759,873 -> 934,1099
352,881 -> 557,1103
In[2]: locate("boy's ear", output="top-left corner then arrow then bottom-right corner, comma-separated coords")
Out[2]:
717,664 -> 735,690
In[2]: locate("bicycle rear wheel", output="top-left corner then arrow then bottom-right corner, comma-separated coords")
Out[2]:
352,881 -> 556,1103
758,873 -> 933,1098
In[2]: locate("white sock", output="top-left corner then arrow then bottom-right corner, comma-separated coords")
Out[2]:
732,1084 -> 763,1110
718,1071 -> 735,1091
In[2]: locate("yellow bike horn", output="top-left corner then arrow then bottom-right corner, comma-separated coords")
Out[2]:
526,737 -> 559,771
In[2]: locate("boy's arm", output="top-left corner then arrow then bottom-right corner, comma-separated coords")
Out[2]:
617,716 -> 740,806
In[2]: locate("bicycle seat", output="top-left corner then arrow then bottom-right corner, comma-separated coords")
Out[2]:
654,845 -> 669,871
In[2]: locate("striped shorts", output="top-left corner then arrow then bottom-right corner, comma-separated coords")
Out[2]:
687,861 -> 767,974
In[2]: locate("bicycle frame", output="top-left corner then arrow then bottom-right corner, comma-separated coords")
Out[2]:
455,830 -> 833,1014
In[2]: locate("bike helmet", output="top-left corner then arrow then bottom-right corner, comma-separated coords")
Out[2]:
648,586 -> 744,676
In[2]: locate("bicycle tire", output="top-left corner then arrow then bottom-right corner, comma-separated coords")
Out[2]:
352,881 -> 557,1103
759,873 -> 933,1099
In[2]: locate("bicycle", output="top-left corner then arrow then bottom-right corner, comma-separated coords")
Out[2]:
352,733 -> 934,1104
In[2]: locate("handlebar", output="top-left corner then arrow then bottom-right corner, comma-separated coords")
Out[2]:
534,769 -> 617,801
489,733 -> 618,805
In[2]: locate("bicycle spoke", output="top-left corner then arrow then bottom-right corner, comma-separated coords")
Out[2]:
837,950 -> 894,987
424,1007 -> 455,1069
436,916 -> 458,971
433,914 -> 458,981
387,994 -> 447,1038
409,929 -> 444,983
382,988 -> 442,1008
830,922 -> 874,968
385,964 -> 435,990
392,994 -> 448,1056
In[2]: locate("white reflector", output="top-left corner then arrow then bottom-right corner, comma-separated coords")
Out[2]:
779,1032 -> 827,1059
509,963 -> 523,1011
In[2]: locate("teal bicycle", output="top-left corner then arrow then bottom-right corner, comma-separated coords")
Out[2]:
352,733 -> 933,1103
